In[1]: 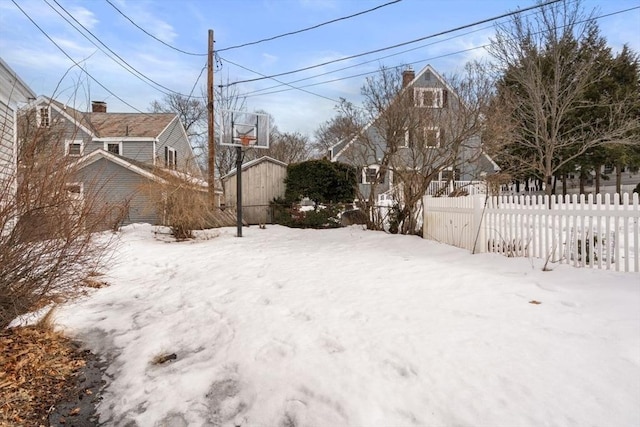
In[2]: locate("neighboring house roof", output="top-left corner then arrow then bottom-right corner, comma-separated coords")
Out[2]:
0,58 -> 36,103
72,149 -> 220,192
88,113 -> 177,138
29,96 -> 177,139
222,156 -> 288,179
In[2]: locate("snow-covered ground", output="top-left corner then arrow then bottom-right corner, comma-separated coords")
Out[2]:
54,224 -> 639,427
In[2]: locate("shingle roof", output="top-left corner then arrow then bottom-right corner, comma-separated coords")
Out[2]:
47,98 -> 176,138
87,113 -> 176,138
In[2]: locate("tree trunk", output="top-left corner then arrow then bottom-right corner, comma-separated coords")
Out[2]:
616,162 -> 623,194
595,166 -> 601,194
562,173 -> 567,196
579,168 -> 586,195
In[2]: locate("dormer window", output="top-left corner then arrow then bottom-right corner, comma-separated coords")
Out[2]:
105,142 -> 122,155
65,140 -> 84,156
37,106 -> 50,127
414,88 -> 448,108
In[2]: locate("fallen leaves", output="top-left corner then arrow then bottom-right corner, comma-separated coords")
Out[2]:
0,326 -> 86,426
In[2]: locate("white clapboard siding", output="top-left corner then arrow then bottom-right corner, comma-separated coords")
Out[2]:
423,193 -> 640,273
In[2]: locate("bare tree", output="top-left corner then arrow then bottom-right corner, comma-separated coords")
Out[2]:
487,0 -> 639,196
149,93 -> 206,139
215,83 -> 247,177
1,103 -> 115,328
313,113 -> 359,158
263,131 -> 311,164
338,64 -> 493,234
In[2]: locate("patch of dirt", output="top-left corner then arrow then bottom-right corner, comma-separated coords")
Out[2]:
0,326 -> 104,426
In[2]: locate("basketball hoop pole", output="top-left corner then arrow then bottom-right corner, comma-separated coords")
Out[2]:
236,146 -> 243,237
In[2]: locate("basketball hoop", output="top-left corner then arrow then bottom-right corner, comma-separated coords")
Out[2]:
239,134 -> 256,147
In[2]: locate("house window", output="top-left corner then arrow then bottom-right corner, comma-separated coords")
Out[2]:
440,168 -> 461,181
414,88 -> 448,108
37,106 -> 50,127
164,146 -> 177,169
425,128 -> 443,147
105,142 -> 122,155
363,166 -> 384,184
65,140 -> 84,156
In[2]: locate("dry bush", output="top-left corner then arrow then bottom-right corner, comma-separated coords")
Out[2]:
142,167 -> 216,240
0,106 -> 115,329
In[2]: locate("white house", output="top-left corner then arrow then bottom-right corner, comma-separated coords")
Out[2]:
0,58 -> 36,234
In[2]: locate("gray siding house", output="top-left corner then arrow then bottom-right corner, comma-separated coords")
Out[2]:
0,58 -> 36,234
222,156 -> 287,225
330,64 -> 498,201
20,97 -> 209,225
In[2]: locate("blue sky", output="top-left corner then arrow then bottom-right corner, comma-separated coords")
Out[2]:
1,0 -> 639,136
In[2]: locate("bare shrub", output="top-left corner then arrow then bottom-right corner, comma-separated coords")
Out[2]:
142,166 -> 217,240
0,105 -> 115,328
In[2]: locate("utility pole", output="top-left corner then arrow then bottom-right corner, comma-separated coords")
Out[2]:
207,29 -> 215,205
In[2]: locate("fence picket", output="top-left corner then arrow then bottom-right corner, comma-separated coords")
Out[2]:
423,191 -> 639,273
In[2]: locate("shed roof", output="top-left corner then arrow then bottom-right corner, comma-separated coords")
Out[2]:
222,156 -> 288,179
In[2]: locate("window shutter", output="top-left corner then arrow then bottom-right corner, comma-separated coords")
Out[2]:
164,146 -> 168,167
174,151 -> 178,169
442,90 -> 448,108
439,128 -> 445,145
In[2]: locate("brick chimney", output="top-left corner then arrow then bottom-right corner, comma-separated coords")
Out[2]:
402,67 -> 415,88
91,101 -> 107,113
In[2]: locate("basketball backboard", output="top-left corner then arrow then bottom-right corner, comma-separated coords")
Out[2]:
220,110 -> 270,149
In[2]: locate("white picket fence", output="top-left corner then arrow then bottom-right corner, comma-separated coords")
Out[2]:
423,193 -> 640,273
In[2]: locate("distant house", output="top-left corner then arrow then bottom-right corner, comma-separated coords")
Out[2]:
0,58 -> 36,234
19,97 -> 214,226
222,156 -> 287,225
329,64 -> 499,202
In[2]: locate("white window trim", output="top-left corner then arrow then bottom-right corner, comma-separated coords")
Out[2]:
414,87 -> 443,108
104,141 -> 123,155
424,127 -> 441,148
164,146 -> 177,169
363,165 -> 383,185
37,105 -> 51,127
65,139 -> 84,156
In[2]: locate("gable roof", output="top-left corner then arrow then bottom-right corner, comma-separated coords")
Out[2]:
72,149 -> 218,191
222,156 -> 288,179
29,96 -> 178,139
329,64 -> 456,161
88,113 -> 177,138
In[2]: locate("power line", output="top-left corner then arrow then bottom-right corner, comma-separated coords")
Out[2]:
220,57 -> 341,105
232,4 -> 640,100
11,0 -> 147,113
46,0 -> 205,100
223,0 -> 563,87
104,0 -> 207,56
217,0 -> 403,53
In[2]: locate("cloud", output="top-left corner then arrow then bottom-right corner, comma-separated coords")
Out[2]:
261,53 -> 278,67
68,6 -> 98,30
114,0 -> 177,42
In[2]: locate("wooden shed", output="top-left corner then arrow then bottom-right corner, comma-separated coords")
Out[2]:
222,156 -> 287,225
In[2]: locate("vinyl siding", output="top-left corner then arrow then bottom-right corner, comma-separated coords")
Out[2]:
123,140 -> 154,163
156,117 -> 202,176
75,157 -> 159,225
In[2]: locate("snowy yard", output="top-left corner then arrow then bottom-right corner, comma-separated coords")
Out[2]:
53,224 -> 639,426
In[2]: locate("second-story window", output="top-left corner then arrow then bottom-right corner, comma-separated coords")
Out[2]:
65,140 -> 83,157
105,142 -> 121,155
37,106 -> 50,127
414,88 -> 448,108
164,146 -> 177,169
